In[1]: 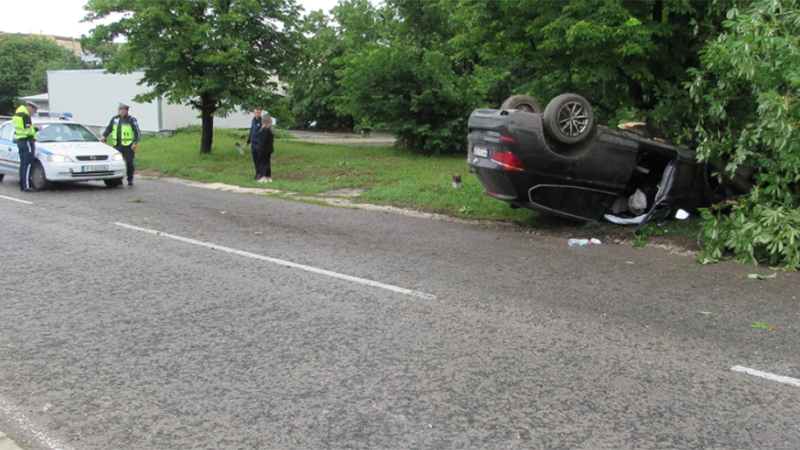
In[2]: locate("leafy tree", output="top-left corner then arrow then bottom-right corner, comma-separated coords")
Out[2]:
450,0 -> 731,132
286,0 -> 383,130
0,36 -> 88,114
84,0 -> 302,153
690,0 -> 800,269
78,39 -> 121,67
286,9 -> 353,130
336,0 -> 490,154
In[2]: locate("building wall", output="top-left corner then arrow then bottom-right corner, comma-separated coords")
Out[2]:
0,33 -> 82,55
47,70 -> 160,132
161,102 -> 253,130
48,69 -> 260,133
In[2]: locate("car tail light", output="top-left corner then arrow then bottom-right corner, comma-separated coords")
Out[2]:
490,151 -> 524,171
500,135 -> 515,142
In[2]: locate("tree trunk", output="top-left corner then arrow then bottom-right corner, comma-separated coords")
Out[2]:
653,0 -> 664,23
200,97 -> 214,154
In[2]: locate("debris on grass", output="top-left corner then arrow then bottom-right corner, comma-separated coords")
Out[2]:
746,272 -> 777,280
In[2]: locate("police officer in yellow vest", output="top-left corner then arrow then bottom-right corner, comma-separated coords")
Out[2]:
13,101 -> 40,192
100,103 -> 141,186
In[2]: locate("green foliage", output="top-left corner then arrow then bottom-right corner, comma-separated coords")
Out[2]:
285,10 -> 335,129
335,0 -> 488,155
700,194 -> 800,269
450,0 -> 731,131
691,0 -> 800,269
337,45 -> 486,155
0,36 -> 89,114
76,39 -> 120,67
285,2 -> 381,130
633,223 -> 667,248
83,0 -> 302,153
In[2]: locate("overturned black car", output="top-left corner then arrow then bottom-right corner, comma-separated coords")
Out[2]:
467,94 -> 749,224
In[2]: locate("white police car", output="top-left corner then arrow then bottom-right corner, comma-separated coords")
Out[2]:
0,113 -> 127,190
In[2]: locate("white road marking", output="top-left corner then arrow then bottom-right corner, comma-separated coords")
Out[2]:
115,222 -> 438,301
0,195 -> 33,205
731,365 -> 800,388
0,396 -> 75,450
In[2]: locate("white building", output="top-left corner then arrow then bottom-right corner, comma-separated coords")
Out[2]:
18,93 -> 50,111
47,69 -> 284,133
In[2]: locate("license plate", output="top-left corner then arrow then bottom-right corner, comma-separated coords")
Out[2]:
473,146 -> 488,158
82,165 -> 109,172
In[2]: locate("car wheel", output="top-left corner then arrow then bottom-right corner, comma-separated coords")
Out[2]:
30,162 -> 52,191
543,93 -> 594,145
500,95 -> 542,114
0,174 -> 4,182
104,178 -> 124,188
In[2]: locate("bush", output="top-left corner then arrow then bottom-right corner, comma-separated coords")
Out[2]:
690,0 -> 800,269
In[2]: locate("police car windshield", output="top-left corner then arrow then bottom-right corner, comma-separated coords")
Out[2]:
37,124 -> 99,143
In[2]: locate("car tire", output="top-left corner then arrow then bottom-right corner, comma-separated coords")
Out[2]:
0,174 -> 4,182
500,95 -> 542,114
543,93 -> 594,145
104,178 -> 124,188
30,162 -> 52,191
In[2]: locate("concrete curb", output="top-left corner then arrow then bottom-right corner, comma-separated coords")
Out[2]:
0,432 -> 23,450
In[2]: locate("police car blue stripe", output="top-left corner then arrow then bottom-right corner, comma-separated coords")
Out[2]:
0,161 -> 18,170
0,139 -> 52,156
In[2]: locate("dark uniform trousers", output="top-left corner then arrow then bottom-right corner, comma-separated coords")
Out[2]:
251,147 -> 259,178
18,138 -> 36,190
117,145 -> 135,182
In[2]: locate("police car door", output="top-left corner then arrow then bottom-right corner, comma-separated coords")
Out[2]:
0,123 -> 19,177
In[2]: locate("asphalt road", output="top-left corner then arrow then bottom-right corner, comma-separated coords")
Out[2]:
0,177 -> 798,450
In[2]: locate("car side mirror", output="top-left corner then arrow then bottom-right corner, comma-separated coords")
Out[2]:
675,209 -> 690,220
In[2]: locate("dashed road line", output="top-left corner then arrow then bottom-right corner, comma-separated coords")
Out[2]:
0,195 -> 33,205
731,365 -> 800,388
114,222 -> 437,301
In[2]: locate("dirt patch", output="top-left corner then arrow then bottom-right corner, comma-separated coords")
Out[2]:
320,188 -> 366,197
136,169 -> 166,178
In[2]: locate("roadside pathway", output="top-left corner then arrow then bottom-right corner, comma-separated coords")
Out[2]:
287,130 -> 395,146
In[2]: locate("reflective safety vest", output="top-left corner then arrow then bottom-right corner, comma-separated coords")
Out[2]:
12,105 -> 36,140
109,117 -> 135,146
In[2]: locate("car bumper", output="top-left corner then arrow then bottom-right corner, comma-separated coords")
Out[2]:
42,160 -> 127,181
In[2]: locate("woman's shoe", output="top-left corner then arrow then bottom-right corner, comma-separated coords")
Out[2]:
266,178 -> 273,183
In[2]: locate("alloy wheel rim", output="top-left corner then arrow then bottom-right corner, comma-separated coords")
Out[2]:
557,101 -> 589,137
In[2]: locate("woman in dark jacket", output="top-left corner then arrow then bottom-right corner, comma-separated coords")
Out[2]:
256,114 -> 275,183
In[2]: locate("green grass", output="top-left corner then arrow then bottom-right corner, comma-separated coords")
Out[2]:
137,129 -> 547,224
136,129 -> 704,238
582,217 -> 704,242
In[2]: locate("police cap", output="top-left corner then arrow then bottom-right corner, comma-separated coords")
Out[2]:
25,101 -> 39,110
118,102 -> 130,110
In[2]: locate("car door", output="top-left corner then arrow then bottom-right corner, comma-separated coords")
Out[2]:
0,123 -> 19,176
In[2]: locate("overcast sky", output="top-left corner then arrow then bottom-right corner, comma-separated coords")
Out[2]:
0,0 -> 342,38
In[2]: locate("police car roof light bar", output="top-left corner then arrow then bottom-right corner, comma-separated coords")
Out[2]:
34,112 -> 73,118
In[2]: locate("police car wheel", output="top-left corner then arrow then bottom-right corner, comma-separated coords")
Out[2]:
0,174 -> 4,182
30,162 -> 52,191
104,178 -> 124,188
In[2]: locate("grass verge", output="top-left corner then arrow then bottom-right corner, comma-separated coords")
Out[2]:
136,129 -> 702,244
